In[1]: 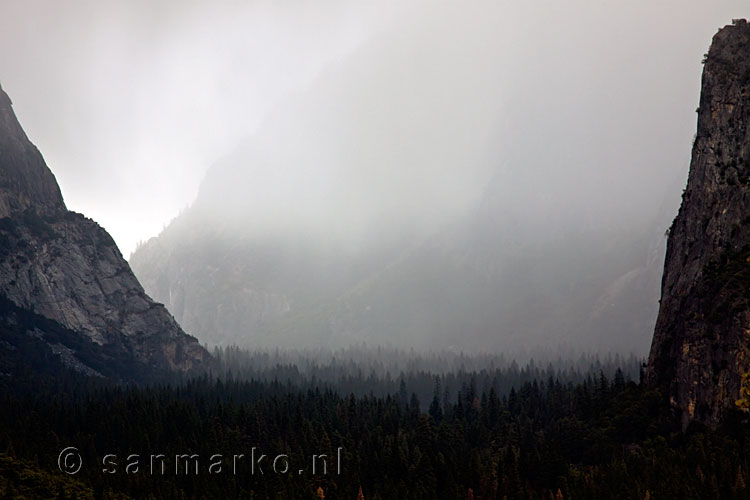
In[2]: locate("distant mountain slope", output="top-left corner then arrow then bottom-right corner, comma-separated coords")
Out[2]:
131,161 -> 671,353
647,20 -> 750,427
313,193 -> 668,352
130,7 -> 681,354
0,83 -> 209,375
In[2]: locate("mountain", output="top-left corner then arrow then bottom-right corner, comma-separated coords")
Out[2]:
310,175 -> 671,352
131,165 -> 669,354
130,7 -> 682,354
130,139 -> 673,355
0,83 -> 209,379
647,20 -> 750,427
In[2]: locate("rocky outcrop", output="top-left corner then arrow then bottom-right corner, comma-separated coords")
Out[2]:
130,220 -> 294,346
0,83 -> 210,374
647,20 -> 750,427
0,85 -> 64,218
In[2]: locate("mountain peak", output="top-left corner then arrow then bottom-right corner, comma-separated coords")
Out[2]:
0,84 -> 210,378
0,82 -> 65,218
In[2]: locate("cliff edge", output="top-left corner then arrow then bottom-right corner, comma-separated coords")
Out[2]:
647,19 -> 750,427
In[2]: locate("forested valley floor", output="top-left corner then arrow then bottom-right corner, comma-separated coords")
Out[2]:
0,346 -> 748,499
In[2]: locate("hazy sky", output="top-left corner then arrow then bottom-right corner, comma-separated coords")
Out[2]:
0,0 -> 747,256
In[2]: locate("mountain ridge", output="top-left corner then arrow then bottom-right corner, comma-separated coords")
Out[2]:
129,16 -> 677,353
0,83 -> 64,217
0,83 -> 210,376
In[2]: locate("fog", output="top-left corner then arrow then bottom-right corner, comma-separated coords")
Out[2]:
0,1 -> 745,256
3,1 -> 750,353
0,0 -> 404,255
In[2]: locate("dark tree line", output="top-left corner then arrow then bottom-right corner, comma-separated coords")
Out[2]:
2,354 -> 750,499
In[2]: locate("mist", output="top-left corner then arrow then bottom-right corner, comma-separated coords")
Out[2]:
0,0 -> 405,255
3,0 -> 749,353
0,0 -> 744,256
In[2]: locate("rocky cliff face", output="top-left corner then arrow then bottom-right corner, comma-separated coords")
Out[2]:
0,83 -> 210,375
647,20 -> 750,427
0,86 -> 64,217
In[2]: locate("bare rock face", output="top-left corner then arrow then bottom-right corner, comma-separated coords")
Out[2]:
0,83 -> 210,375
647,20 -> 750,427
0,85 -> 64,218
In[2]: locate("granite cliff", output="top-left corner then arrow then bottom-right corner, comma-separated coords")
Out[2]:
0,83 -> 210,377
647,20 -> 750,427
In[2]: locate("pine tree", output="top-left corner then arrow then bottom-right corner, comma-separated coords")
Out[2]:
358,485 -> 365,500
398,378 -> 408,409
613,368 -> 625,392
410,392 -> 421,414
429,378 -> 443,423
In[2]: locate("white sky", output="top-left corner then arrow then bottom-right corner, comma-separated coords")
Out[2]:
0,0 -> 747,256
